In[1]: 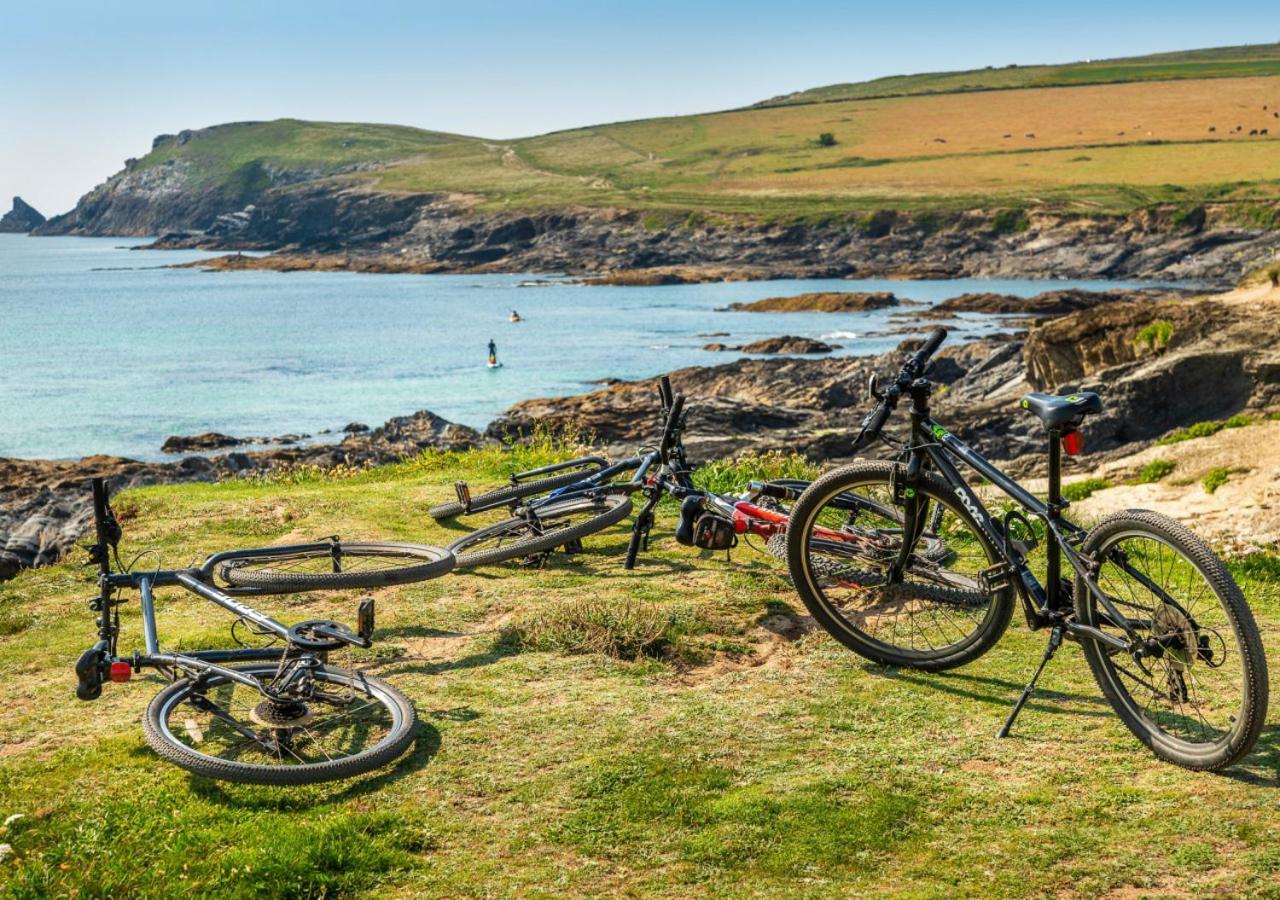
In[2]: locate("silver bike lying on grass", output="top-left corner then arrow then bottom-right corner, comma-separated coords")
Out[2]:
787,328 -> 1269,771
75,478 -> 455,785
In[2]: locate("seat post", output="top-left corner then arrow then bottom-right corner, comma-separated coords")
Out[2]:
1045,428 -> 1062,608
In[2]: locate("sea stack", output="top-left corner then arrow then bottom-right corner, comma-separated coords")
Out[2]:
0,196 -> 47,233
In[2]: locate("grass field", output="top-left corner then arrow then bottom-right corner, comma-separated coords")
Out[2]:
120,44 -> 1280,220
2,447 -> 1279,897
756,42 -> 1280,106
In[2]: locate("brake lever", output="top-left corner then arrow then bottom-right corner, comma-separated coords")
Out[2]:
867,372 -> 884,402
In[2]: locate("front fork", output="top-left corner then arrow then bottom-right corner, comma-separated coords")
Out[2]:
624,487 -> 663,570
888,453 -> 929,583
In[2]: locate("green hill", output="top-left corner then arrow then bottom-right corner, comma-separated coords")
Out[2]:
57,43 -> 1280,226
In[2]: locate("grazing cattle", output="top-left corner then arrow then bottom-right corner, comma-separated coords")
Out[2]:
1117,131 -> 1125,136
1002,133 -> 1012,138
1209,126 -> 1216,132
1249,129 -> 1258,136
1263,129 -> 1270,136
933,137 -> 947,143
1024,132 -> 1035,138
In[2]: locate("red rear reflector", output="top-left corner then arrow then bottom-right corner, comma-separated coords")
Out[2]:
1062,430 -> 1084,456
109,661 -> 132,683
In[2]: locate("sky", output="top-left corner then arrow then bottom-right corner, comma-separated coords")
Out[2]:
1,0 -> 1275,216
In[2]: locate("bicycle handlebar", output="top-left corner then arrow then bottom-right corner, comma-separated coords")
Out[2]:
851,327 -> 948,452
658,375 -> 674,410
661,394 -> 685,460
908,327 -> 948,377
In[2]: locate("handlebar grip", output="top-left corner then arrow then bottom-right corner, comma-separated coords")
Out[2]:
909,327 -> 948,372
661,394 -> 685,450
851,401 -> 892,453
658,376 -> 673,409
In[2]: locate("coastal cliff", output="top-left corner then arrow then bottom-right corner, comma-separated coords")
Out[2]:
31,118 -> 1280,285
0,197 -> 46,233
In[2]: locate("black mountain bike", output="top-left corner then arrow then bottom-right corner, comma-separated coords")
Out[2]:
76,478 -> 455,784
786,328 -> 1268,770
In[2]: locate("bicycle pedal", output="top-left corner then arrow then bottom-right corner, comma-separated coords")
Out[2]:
357,597 -> 376,641
978,562 -> 1015,594
454,481 -> 473,512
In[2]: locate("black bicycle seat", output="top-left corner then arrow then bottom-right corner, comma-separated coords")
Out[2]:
1019,392 -> 1103,428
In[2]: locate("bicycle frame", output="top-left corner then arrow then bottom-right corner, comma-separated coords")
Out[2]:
80,480 -> 369,700
898,394 -> 1138,652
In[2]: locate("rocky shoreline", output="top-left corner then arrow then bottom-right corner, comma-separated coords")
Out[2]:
155,199 -> 1280,286
5,281 -> 1277,582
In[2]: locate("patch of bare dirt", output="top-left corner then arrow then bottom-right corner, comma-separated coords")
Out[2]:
1076,419 -> 1280,552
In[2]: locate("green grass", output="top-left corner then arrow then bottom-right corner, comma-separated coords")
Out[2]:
1134,459 -> 1177,484
759,43 -> 1280,107
691,450 -> 819,496
1,454 -> 1279,896
1156,414 -> 1254,445
1133,319 -> 1174,351
1062,477 -> 1111,502
1202,466 -> 1249,494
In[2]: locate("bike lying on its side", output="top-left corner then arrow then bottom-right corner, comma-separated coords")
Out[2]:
444,377 -> 690,569
75,478 -> 455,784
447,376 -> 948,571
428,456 -> 609,521
786,327 -> 1268,770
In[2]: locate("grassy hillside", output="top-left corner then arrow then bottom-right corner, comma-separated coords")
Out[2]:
113,45 -> 1280,220
758,42 -> 1280,106
1,448 -> 1279,896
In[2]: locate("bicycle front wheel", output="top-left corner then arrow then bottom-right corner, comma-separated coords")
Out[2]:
1076,511 -> 1268,771
450,492 -> 633,569
217,542 -> 454,592
786,461 -> 1013,670
142,664 -> 417,785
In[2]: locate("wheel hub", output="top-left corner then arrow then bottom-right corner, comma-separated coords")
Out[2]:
1151,604 -> 1195,671
250,700 -> 313,728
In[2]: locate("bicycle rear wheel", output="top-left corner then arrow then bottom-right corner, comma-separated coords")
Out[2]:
142,664 -> 416,785
786,461 -> 1013,670
428,461 -> 605,520
450,492 -> 633,569
1076,511 -> 1268,771
217,542 -> 454,592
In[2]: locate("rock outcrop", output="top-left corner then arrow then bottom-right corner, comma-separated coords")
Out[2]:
0,197 -> 46,233
33,149 -> 1280,285
490,289 -> 1280,475
0,410 -> 480,581
161,432 -> 247,453
727,292 -> 898,312
705,336 -> 837,354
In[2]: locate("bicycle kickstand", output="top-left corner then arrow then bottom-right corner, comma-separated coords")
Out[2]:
997,624 -> 1064,739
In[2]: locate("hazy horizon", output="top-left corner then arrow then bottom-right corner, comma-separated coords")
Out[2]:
2,0 -> 1274,217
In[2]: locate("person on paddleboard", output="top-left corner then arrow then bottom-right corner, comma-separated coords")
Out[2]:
510,309 -> 522,322
488,339 -> 499,367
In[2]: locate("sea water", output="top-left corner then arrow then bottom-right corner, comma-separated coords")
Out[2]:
0,234 -> 1180,461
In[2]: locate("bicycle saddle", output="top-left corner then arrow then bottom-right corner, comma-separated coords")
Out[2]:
1019,391 -> 1103,428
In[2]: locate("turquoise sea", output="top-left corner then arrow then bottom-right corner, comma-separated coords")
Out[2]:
0,234 -> 1179,461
